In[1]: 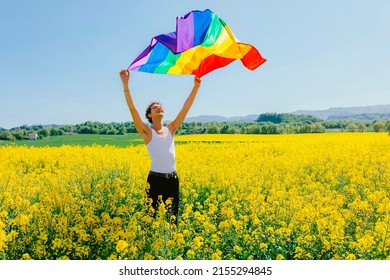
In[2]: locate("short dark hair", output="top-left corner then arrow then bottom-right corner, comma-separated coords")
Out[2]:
145,101 -> 162,124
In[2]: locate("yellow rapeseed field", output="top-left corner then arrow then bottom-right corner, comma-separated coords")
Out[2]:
0,133 -> 389,260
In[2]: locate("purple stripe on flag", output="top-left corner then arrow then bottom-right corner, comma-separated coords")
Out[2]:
176,11 -> 195,53
128,52 -> 151,70
154,33 -> 177,53
128,38 -> 158,69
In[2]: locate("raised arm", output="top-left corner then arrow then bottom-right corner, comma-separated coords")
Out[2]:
119,70 -> 151,142
167,76 -> 201,134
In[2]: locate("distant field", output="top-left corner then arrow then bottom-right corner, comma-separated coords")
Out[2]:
2,132 -> 388,147
0,133 -> 144,147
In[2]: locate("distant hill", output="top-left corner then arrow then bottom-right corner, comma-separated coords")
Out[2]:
184,114 -> 258,123
291,104 -> 390,121
184,105 -> 390,123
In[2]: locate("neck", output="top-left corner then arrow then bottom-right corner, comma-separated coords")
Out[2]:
152,120 -> 163,130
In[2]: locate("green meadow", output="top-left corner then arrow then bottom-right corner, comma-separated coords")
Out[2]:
0,133 -> 144,147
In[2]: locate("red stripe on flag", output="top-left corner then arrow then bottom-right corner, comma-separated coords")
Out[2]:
238,43 -> 267,70
192,55 -> 235,77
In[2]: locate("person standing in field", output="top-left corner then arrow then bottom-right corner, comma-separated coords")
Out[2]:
119,69 -> 201,223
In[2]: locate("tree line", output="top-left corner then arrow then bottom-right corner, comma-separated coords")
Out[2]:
1,113 -> 390,141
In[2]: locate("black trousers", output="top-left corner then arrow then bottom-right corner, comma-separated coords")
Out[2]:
146,173 -> 179,221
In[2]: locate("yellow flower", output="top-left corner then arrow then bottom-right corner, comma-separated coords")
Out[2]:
51,238 -> 62,250
6,231 -> 18,242
18,214 -> 30,227
173,233 -> 185,246
212,250 -> 223,260
218,221 -> 230,232
233,245 -> 242,254
116,240 -> 128,252
22,253 -> 32,260
193,236 -> 204,250
259,243 -> 268,252
186,249 -> 195,259
167,240 -> 175,248
211,234 -> 220,244
144,253 -> 154,260
0,211 -> 8,218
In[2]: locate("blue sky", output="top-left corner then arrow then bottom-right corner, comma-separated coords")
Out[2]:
1,0 -> 389,129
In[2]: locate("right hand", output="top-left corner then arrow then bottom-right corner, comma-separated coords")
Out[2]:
194,76 -> 201,88
119,69 -> 130,84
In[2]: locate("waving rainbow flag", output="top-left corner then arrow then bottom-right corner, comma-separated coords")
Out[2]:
128,9 -> 266,78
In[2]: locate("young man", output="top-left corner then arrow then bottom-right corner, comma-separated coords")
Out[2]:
119,69 -> 201,222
